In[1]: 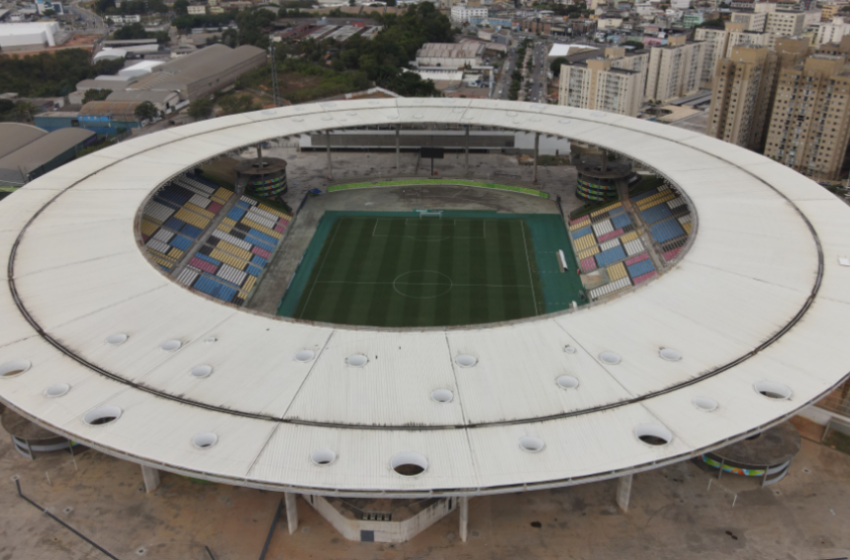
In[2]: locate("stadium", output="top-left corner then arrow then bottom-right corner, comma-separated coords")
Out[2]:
2,98 -> 850,544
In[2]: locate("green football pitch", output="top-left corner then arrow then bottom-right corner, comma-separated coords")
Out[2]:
289,215 -> 547,327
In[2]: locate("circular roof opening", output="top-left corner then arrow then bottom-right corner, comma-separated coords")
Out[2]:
0,359 -> 31,378
692,396 -> 719,412
106,334 -> 129,346
160,340 -> 182,352
190,365 -> 213,378
391,452 -> 428,476
455,355 -> 477,368
295,350 -> 315,363
44,383 -> 70,398
430,389 -> 454,403
83,405 -> 122,426
192,432 -> 218,449
346,354 -> 368,367
563,345 -> 577,354
599,351 -> 621,365
556,375 -> 579,389
311,448 -> 337,466
659,348 -> 682,362
519,436 -> 545,453
635,424 -> 673,446
754,381 -> 792,400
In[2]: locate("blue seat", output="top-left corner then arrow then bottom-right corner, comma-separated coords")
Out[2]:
169,235 -> 193,251
571,225 -> 592,239
251,255 -> 268,266
247,228 -> 278,245
650,219 -> 685,243
246,264 -> 263,277
627,259 -> 655,278
181,224 -> 203,238
595,245 -> 626,267
611,213 -> 631,229
640,204 -> 672,224
164,217 -> 186,231
227,207 -> 247,221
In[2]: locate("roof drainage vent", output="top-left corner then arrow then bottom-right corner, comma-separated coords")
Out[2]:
106,334 -> 129,346
556,375 -> 579,389
599,351 -> 621,365
311,448 -> 337,466
455,355 -> 477,368
635,424 -> 673,446
391,452 -> 428,476
430,389 -> 454,403
44,383 -> 71,398
295,350 -> 315,363
754,381 -> 792,400
193,432 -> 218,449
346,354 -> 368,367
563,345 -> 577,354
519,436 -> 545,453
160,340 -> 182,352
0,360 -> 31,378
692,396 -> 719,412
659,348 -> 682,362
191,365 -> 213,378
84,405 -> 122,426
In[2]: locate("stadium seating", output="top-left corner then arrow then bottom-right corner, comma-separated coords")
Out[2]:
570,181 -> 693,302
177,195 -> 292,306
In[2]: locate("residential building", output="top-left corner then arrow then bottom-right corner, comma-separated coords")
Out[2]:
814,16 -> 850,45
645,35 -> 705,102
821,3 -> 848,22
450,4 -> 488,24
727,29 -> 773,54
187,4 -> 206,14
558,57 -> 644,116
763,54 -> 850,180
694,22 -> 741,88
731,10 -> 767,32
706,46 -> 776,150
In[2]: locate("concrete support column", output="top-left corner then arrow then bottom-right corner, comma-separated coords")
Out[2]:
141,465 -> 160,494
465,125 -> 470,176
532,132 -> 539,184
325,130 -> 333,180
616,474 -> 633,513
459,496 -> 469,542
395,125 -> 400,173
284,492 -> 299,535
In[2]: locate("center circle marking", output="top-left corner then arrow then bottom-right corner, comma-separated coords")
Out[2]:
392,270 -> 453,299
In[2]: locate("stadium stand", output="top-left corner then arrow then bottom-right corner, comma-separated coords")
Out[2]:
572,180 -> 692,302
141,174 -> 293,306
177,194 -> 292,306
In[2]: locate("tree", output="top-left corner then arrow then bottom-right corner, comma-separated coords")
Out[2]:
43,9 -> 56,16
134,101 -> 158,121
218,94 -> 259,115
622,40 -> 644,50
83,88 -> 112,103
15,101 -> 36,123
188,98 -> 214,120
698,18 -> 724,29
112,22 -> 148,40
349,0 -> 356,5
549,57 -> 567,76
173,0 -> 189,16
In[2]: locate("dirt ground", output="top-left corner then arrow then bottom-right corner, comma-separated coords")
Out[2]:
1,416 -> 849,560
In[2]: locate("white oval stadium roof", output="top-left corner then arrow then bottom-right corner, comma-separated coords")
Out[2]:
1,99 -> 848,497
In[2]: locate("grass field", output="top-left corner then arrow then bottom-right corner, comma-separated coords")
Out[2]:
290,215 -> 546,327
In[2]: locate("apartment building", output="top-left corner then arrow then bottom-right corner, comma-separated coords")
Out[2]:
558,57 -> 644,116
450,5 -> 488,24
763,54 -> 850,180
645,35 -> 705,102
706,37 -> 811,148
814,16 -> 850,45
731,10 -> 767,31
821,3 -> 849,22
707,47 -> 776,150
